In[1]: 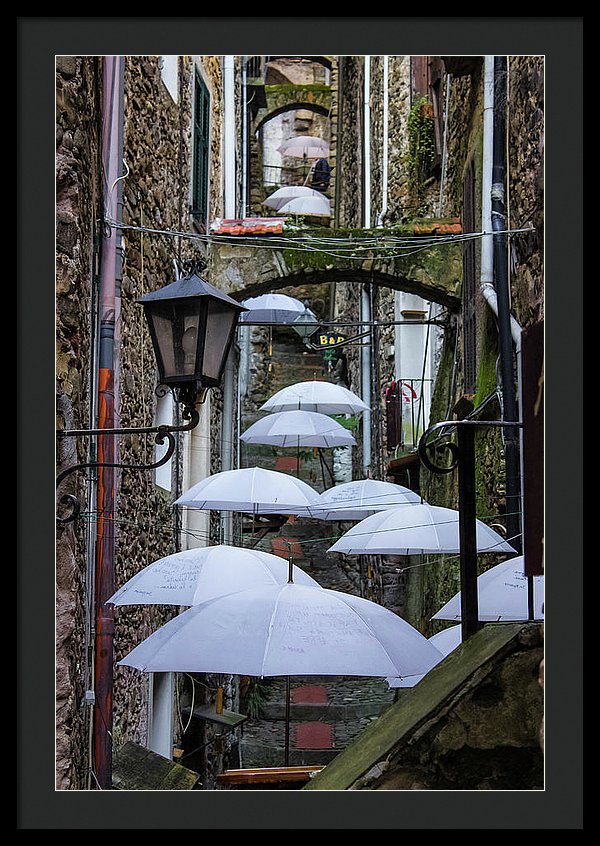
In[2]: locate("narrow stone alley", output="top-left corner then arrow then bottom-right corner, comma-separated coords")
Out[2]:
236,320 -> 395,770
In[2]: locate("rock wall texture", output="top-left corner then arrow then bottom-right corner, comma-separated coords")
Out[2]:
56,55 -> 103,791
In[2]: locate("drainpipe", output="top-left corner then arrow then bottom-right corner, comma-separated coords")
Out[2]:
240,56 -> 248,219
363,56 -> 371,228
480,56 -> 530,615
94,54 -> 124,790
376,55 -> 388,227
222,56 -> 236,542
361,286 -> 372,474
220,352 -> 235,543
224,56 -> 236,219
491,55 -> 521,559
361,57 -> 372,474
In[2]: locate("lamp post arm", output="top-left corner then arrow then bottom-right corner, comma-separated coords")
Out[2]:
56,406 -> 200,524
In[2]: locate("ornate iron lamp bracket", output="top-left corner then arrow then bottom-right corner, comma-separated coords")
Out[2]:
56,386 -> 202,524
417,416 -> 524,640
418,418 -> 522,475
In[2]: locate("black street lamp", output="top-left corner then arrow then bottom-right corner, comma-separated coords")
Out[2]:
56,261 -> 247,522
139,264 -> 247,407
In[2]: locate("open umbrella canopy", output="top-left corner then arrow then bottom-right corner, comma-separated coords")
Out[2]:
277,135 -> 330,159
327,503 -> 517,556
308,479 -> 421,521
278,194 -> 331,217
239,293 -> 316,326
118,582 -> 444,681
262,185 -> 325,212
387,625 -> 462,689
432,556 -> 544,622
173,466 -> 320,514
105,544 -> 321,607
240,410 -> 356,449
261,379 -> 369,415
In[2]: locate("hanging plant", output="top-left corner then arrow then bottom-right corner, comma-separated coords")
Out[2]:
405,95 -> 437,215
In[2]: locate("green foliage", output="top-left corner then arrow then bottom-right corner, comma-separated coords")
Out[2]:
331,414 -> 359,431
405,96 -> 437,214
243,678 -> 274,719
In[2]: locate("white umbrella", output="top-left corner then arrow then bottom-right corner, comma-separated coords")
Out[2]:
261,379 -> 369,415
262,185 -> 325,212
278,194 -> 331,217
308,479 -> 421,521
240,410 -> 356,449
277,135 -> 330,159
105,544 -> 321,607
118,582 -> 443,681
327,503 -> 517,556
387,625 -> 462,689
432,556 -> 544,622
239,293 -> 316,325
174,466 -> 320,514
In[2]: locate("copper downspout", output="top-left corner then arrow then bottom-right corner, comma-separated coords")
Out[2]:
94,54 -> 124,790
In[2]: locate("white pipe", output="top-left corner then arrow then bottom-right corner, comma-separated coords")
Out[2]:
363,56 -> 371,227
361,286 -> 372,474
220,350 -> 235,543
362,57 -> 372,473
224,56 -> 236,219
240,56 -> 248,219
481,56 -> 495,286
437,72 -> 451,217
376,56 -> 388,227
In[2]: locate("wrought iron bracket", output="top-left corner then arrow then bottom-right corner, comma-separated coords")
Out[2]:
417,418 -> 523,475
417,417 -> 524,640
56,385 -> 202,524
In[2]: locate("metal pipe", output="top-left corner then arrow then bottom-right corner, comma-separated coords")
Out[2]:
363,56 -> 371,228
376,56 -> 388,227
220,350 -> 235,543
492,56 -> 522,560
481,56 -> 495,288
361,285 -> 372,474
224,56 -> 236,219
241,57 -> 248,219
93,54 -> 124,790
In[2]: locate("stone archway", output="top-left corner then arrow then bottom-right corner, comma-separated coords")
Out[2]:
209,229 -> 463,311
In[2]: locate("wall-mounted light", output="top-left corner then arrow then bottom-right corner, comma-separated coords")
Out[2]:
56,261 -> 247,523
291,300 -> 320,344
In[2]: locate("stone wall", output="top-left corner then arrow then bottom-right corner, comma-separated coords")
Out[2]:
55,55 -> 103,791
507,56 -> 544,328
335,56 -> 363,228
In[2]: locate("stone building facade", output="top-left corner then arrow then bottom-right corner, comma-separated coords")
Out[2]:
56,53 -> 544,791
55,54 -> 242,790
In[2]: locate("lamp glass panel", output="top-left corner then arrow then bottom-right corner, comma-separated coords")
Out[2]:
201,300 -> 237,381
148,301 -> 203,382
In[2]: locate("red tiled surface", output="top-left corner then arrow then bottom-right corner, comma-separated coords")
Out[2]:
294,722 -> 334,749
210,218 -> 287,235
412,219 -> 462,235
291,685 -> 328,705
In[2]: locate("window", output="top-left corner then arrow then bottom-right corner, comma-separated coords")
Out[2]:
191,70 -> 210,228
410,56 -> 444,171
